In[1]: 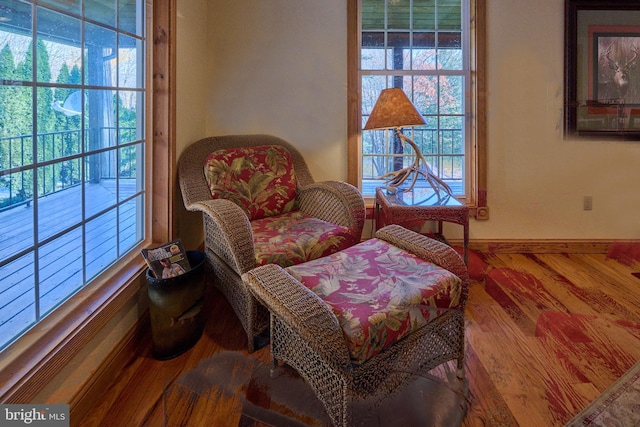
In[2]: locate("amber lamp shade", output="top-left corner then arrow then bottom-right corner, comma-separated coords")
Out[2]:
364,88 -> 426,130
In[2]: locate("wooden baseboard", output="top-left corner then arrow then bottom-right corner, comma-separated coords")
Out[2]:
69,312 -> 151,424
459,239 -> 639,254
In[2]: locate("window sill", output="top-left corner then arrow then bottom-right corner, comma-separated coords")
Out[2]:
0,252 -> 147,403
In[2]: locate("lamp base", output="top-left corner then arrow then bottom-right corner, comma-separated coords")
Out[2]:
378,129 -> 454,197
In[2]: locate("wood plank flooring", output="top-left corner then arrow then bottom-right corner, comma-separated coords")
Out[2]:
77,250 -> 640,427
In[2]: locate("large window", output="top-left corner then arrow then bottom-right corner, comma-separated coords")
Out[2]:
0,0 -> 146,351
348,0 -> 487,217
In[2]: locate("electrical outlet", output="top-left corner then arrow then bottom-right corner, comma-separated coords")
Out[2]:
583,196 -> 593,211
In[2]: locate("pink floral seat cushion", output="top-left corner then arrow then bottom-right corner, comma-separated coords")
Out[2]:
286,238 -> 463,364
204,145 -> 298,220
252,211 -> 357,268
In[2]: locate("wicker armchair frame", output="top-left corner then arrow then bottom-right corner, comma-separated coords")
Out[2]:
242,225 -> 469,427
178,134 -> 365,352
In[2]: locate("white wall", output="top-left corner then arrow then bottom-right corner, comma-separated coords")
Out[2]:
176,0 -> 640,242
478,0 -> 639,239
206,0 -> 348,183
175,0 -> 211,249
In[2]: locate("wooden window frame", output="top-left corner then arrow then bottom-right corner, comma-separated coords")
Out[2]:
0,0 -> 176,403
347,0 -> 488,220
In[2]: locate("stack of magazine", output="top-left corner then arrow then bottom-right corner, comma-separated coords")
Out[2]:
141,239 -> 192,279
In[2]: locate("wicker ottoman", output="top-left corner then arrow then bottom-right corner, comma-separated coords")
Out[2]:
242,224 -> 469,427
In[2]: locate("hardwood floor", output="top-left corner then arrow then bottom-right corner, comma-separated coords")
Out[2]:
77,250 -> 640,427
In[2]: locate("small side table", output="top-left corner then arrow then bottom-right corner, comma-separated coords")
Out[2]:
375,187 -> 469,264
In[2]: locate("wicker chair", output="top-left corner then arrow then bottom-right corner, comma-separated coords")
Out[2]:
178,134 -> 365,352
242,225 -> 469,427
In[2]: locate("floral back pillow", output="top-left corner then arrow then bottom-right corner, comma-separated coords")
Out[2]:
204,145 -> 298,220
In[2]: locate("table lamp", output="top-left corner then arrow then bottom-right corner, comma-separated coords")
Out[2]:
364,87 -> 453,196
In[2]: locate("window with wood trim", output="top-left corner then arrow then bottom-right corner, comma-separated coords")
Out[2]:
348,0 -> 487,218
0,0 -> 147,350
0,0 -> 174,405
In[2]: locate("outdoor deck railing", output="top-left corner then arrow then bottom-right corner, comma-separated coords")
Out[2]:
0,128 -> 136,211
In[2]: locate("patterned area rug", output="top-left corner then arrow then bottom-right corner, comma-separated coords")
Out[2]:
564,359 -> 640,426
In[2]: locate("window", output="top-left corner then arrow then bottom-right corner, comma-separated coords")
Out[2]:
348,0 -> 487,218
0,0 -> 146,351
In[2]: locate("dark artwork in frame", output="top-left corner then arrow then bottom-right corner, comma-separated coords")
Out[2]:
565,0 -> 640,139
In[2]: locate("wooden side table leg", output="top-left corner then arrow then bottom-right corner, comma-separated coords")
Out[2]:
463,219 -> 469,265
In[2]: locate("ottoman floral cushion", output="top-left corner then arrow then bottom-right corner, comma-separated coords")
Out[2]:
286,238 -> 463,364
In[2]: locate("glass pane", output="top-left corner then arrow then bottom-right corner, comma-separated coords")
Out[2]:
85,89 -> 117,152
414,32 -> 436,48
1,125 -> 33,172
38,105 -> 82,162
386,33 -> 410,71
362,47 -> 385,71
414,75 -> 438,114
86,208 -> 117,281
415,122 -> 438,155
84,23 -> 117,87
117,90 -> 141,144
440,116 -> 464,153
86,0 -> 116,28
438,0 -> 461,30
85,151 -> 117,218
413,0 -> 436,31
39,0 -> 81,16
118,35 -> 142,88
443,155 -> 464,182
0,252 -> 36,351
119,195 -> 143,253
0,170 -> 34,258
119,0 -> 143,35
413,47 -> 437,70
50,89 -> 83,158
437,32 -> 462,70
37,7 -> 81,83
362,75 -> 387,116
36,87 -> 55,148
362,129 -> 390,178
39,228 -> 82,316
437,47 -> 462,70
439,75 -> 463,114
362,0 -> 384,30
413,33 -> 436,70
0,90 -> 33,174
38,162 -> 81,241
118,144 -> 140,199
388,0 -> 410,30
0,0 -> 32,81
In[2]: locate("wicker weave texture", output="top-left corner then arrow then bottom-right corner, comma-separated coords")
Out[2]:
178,134 -> 365,352
242,225 -> 469,426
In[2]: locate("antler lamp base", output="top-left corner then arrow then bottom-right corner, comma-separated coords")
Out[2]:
378,128 -> 453,197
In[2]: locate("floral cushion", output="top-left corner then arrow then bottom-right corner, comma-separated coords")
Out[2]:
252,211 -> 357,268
204,145 -> 298,220
286,238 -> 462,364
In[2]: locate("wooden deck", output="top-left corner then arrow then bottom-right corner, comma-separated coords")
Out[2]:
0,179 -> 142,350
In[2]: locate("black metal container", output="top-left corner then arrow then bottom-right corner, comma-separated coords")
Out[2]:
146,250 -> 206,360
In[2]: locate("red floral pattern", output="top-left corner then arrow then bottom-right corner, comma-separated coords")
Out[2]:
204,145 -> 298,220
252,211 -> 356,267
286,238 -> 462,364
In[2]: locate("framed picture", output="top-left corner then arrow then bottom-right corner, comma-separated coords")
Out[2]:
565,0 -> 640,139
